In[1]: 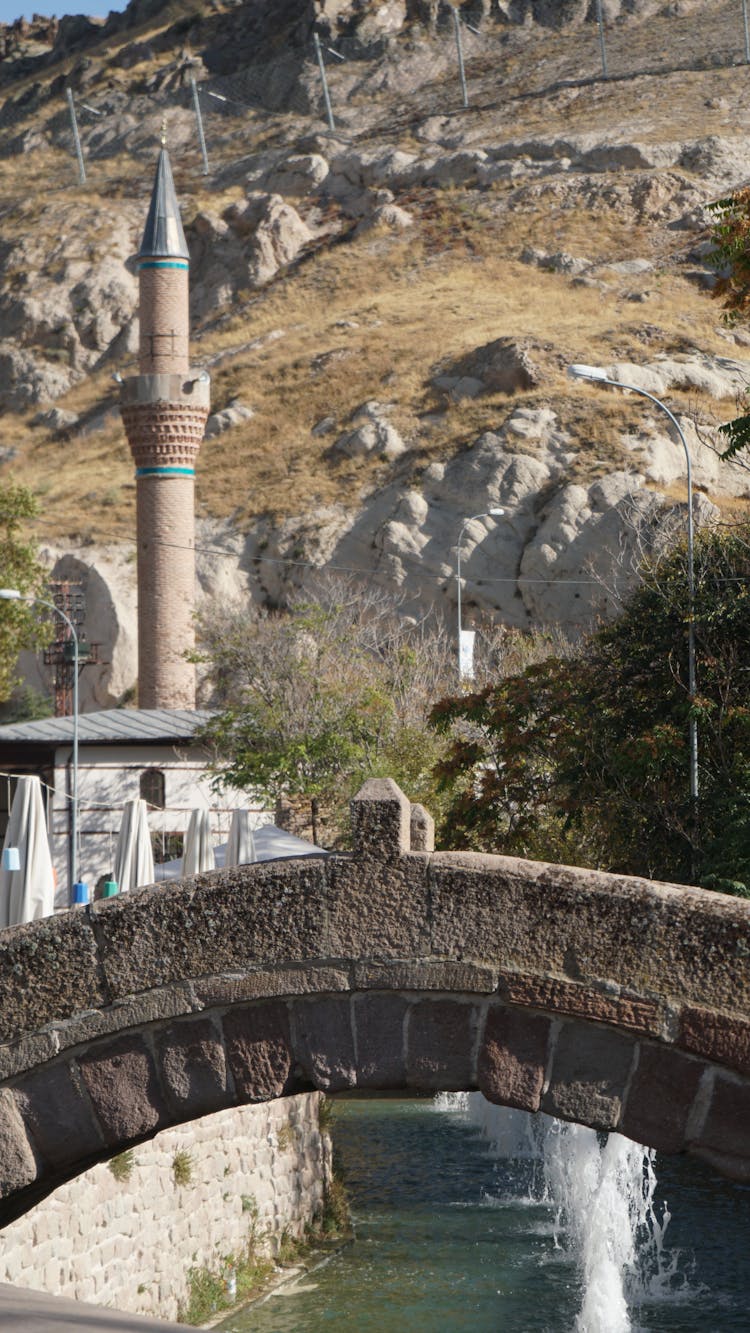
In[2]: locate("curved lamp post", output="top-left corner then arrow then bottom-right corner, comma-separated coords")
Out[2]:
568,364 -> 698,802
457,508 -> 505,680
0,589 -> 80,891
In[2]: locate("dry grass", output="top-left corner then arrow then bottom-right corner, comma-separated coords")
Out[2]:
6,182 -> 739,543
1,1 -> 747,543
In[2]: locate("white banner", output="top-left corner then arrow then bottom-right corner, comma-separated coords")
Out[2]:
459,629 -> 476,681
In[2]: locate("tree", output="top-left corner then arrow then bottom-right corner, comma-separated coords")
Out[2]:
708,189 -> 750,463
196,578 -> 456,844
0,484 -> 47,703
431,522 -> 750,893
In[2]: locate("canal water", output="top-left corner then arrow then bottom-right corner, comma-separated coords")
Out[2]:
217,1095 -> 750,1333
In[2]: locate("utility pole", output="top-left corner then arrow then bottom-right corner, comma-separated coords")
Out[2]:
189,72 -> 210,174
66,88 -> 86,184
43,583 -> 99,718
595,0 -> 609,78
313,31 -> 335,132
452,6 -> 469,109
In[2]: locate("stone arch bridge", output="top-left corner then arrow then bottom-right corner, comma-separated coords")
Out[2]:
0,779 -> 747,1226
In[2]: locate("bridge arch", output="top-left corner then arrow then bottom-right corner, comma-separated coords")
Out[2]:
0,778 -> 747,1224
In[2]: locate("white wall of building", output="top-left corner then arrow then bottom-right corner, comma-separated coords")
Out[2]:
47,743 -> 265,903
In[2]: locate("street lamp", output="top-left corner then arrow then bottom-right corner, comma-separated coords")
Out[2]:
568,364 -> 698,802
456,508 -> 505,680
0,589 -> 80,891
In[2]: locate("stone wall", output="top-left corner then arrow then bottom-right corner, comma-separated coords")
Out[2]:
0,1093 -> 329,1324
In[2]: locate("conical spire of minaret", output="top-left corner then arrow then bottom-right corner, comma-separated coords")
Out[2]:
138,146 -> 189,261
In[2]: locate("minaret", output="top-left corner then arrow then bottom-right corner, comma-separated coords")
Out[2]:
119,140 -> 209,710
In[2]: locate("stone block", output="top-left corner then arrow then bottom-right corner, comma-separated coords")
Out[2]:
502,972 -> 664,1038
51,984 -> 198,1057
692,1070 -> 750,1164
542,1020 -> 636,1131
222,1002 -> 296,1101
410,803 -> 435,853
354,993 -> 409,1088
326,856 -> 430,959
0,1031 -> 60,1082
77,1034 -> 168,1145
477,1004 -> 550,1112
292,995 -> 356,1092
14,1061 -> 105,1168
353,959 -> 497,993
679,1005 -> 750,1076
428,853 -> 750,1014
0,913 -> 104,1046
405,998 -> 480,1090
91,859 -> 329,999
0,1088 -> 38,1199
350,778 -> 411,860
193,966 -> 351,1008
619,1042 -> 704,1154
155,1017 -> 230,1119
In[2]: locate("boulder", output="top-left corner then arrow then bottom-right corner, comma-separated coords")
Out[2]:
356,203 -> 414,234
0,343 -> 76,410
329,401 -> 408,460
264,153 -> 330,197
437,337 -> 550,397
31,407 -> 79,433
230,193 -> 314,286
204,399 -> 255,437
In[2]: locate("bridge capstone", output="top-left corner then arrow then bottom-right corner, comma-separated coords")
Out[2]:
0,778 -> 747,1223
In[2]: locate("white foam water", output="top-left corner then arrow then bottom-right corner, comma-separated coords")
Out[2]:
456,1095 -> 686,1333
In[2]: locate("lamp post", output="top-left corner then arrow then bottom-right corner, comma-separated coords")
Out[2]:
456,508 -> 505,680
568,364 -> 698,802
0,589 -> 80,891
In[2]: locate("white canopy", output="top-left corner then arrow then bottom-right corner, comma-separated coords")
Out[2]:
182,808 -> 215,875
225,808 -> 257,868
154,823 -> 322,881
0,776 -> 55,927
113,798 -> 155,892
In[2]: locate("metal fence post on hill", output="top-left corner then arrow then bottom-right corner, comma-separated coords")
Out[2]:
452,6 -> 469,109
742,0 -> 750,63
313,31 -> 336,132
65,87 -> 86,185
595,0 -> 609,78
189,72 -> 210,174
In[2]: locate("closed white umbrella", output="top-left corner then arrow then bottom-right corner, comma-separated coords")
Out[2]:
225,809 -> 257,867
113,798 -> 154,892
182,808 -> 215,875
0,776 -> 55,927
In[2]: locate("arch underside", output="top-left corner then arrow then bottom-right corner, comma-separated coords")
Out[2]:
1,983 -> 747,1228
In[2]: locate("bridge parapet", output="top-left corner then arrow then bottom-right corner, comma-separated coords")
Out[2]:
0,778 -> 747,1222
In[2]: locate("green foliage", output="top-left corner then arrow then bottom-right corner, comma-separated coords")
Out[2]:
320,1172 -> 351,1238
108,1149 -> 135,1183
0,685 -> 53,724
708,190 -> 750,464
317,1094 -> 335,1133
432,523 -> 750,892
178,1241 -> 274,1325
0,483 -> 47,702
172,1150 -> 193,1187
707,188 -> 750,324
196,578 -> 456,842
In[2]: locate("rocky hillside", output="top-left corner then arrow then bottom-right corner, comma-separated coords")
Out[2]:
2,0 -> 750,708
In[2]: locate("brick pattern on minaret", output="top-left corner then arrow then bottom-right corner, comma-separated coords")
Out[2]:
119,146 -> 209,710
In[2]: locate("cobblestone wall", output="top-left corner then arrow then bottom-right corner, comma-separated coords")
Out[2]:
0,1093 -> 329,1324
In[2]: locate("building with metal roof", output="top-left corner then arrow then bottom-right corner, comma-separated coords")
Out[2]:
0,709 -> 263,906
